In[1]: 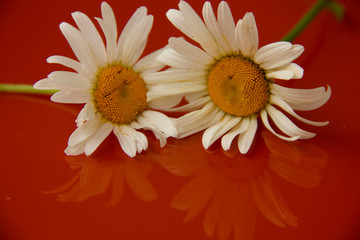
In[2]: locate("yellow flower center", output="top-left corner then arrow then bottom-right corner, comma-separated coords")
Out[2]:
94,65 -> 147,124
208,56 -> 269,116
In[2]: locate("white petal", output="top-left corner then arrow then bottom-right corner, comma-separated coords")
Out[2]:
202,114 -> 241,149
133,45 -> 168,73
260,44 -> 304,70
234,19 -> 242,49
269,95 -> 329,126
221,117 -> 250,151
33,78 -> 53,90
254,42 -> 292,64
141,110 -> 178,137
174,102 -> 225,138
127,39 -> 148,68
266,63 -> 304,80
84,121 -> 113,155
123,126 -> 148,153
47,71 -> 92,91
166,9 -> 193,38
50,90 -> 91,103
169,37 -> 214,65
68,113 -> 101,146
64,141 -> 86,155
164,96 -> 210,112
72,11 -> 107,67
114,125 -> 148,157
100,2 -> 117,34
59,22 -> 97,75
95,19 -> 115,65
202,2 -> 229,54
174,102 -> 216,132
237,114 -> 258,154
144,68 -> 207,84
147,95 -> 184,111
217,1 -> 237,52
117,7 -> 148,62
75,102 -> 96,126
114,126 -> 136,157
101,2 -> 117,36
271,84 -> 331,111
178,1 -> 221,57
100,2 -> 118,63
149,128 -> 167,147
117,6 -> 147,43
157,48 -> 207,69
185,91 -> 208,102
120,15 -> 153,67
266,70 -> 294,80
283,63 -> 303,79
147,81 -> 207,99
266,105 -> 315,139
260,109 -> 300,141
237,12 -> 259,58
47,55 -> 87,77
133,116 -> 168,147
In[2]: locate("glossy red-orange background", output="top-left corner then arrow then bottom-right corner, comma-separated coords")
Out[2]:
1,0 -> 360,239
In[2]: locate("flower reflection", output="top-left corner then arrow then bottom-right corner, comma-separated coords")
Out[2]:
157,131 -> 327,240
45,134 -> 158,206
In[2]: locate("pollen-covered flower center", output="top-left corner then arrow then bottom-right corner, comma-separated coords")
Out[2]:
208,56 -> 269,117
94,65 -> 147,124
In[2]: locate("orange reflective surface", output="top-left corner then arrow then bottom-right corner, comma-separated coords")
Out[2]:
1,0 -> 360,239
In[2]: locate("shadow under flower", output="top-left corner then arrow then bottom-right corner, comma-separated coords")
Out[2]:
45,133 -> 158,207
156,131 -> 327,240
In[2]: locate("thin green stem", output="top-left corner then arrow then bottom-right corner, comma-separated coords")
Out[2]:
0,84 -> 57,95
282,0 -> 345,42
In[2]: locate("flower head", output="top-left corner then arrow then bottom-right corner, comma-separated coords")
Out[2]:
148,1 -> 331,154
34,2 -> 177,157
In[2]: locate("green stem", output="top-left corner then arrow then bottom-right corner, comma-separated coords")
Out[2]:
0,84 -> 57,95
282,0 -> 345,42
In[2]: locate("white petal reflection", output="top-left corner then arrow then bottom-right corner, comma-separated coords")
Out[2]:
156,131 -> 327,240
44,134 -> 158,206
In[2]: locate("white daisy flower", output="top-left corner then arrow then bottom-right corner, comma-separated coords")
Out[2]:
148,1 -> 331,154
34,2 -> 177,157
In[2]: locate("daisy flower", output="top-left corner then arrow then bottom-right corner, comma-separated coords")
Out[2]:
34,2 -> 177,157
148,1 -> 331,154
